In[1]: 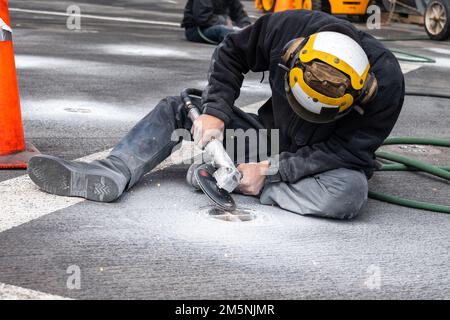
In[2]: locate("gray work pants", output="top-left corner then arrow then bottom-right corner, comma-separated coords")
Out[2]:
260,168 -> 368,220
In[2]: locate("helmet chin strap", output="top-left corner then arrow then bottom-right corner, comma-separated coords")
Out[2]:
278,63 -> 290,73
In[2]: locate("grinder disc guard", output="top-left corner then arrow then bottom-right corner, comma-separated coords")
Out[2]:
194,165 -> 236,211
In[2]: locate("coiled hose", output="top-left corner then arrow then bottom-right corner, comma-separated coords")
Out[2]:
371,137 -> 450,213
370,86 -> 450,213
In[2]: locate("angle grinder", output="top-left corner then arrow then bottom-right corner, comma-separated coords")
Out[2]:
181,88 -> 242,211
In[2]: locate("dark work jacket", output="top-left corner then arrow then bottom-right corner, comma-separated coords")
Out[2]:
201,10 -> 405,183
181,0 -> 251,29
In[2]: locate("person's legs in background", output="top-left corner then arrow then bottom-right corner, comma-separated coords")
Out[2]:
201,25 -> 233,43
185,25 -> 234,44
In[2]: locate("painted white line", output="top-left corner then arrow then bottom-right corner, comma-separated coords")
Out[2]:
9,8 -> 180,27
427,47 -> 450,55
0,282 -> 70,300
399,62 -> 422,74
0,150 -> 109,234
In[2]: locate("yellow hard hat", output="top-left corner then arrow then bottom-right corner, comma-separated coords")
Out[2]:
280,31 -> 377,123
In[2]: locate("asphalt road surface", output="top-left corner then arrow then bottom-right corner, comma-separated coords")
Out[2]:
0,0 -> 449,299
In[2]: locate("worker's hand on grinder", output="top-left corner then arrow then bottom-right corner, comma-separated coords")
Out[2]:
237,161 -> 269,196
191,114 -> 225,149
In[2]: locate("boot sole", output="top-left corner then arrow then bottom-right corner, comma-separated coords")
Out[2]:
28,155 -> 120,203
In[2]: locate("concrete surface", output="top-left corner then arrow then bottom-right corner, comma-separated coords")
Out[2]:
0,0 -> 449,299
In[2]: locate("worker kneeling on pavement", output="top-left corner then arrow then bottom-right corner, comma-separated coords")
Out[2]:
181,0 -> 251,44
28,11 -> 404,220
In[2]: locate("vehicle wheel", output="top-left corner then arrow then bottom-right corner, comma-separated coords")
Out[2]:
261,0 -> 276,13
303,0 -> 322,11
424,0 -> 450,40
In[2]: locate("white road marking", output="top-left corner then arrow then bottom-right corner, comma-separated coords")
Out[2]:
101,44 -> 194,59
15,55 -> 99,70
0,283 -> 70,300
9,8 -> 180,27
427,47 -> 450,55
399,62 -> 422,74
0,150 -> 109,234
21,98 -> 141,122
433,57 -> 450,68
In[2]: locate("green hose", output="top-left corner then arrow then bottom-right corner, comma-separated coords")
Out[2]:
383,137 -> 450,147
369,191 -> 450,213
370,137 -> 450,214
380,163 -> 450,171
390,50 -> 436,63
376,150 -> 450,180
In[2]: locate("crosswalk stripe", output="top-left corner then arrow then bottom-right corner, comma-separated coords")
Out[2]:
10,8 -> 180,27
0,150 -> 109,234
0,282 -> 70,300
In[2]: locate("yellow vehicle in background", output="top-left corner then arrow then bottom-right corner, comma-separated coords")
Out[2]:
256,0 -> 450,40
255,0 -> 372,20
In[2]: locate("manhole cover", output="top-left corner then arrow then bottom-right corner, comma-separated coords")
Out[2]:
206,207 -> 257,222
64,107 -> 92,114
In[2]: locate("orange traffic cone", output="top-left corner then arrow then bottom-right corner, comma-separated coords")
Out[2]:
0,0 -> 38,169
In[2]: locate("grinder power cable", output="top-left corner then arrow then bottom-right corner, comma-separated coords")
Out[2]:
181,88 -> 241,211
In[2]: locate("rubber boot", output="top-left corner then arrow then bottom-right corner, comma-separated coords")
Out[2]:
28,155 -> 130,202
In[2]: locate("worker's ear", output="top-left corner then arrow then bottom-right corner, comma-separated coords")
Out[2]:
281,37 -> 305,64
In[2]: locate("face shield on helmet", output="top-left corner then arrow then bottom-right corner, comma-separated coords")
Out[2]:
280,31 -> 377,124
